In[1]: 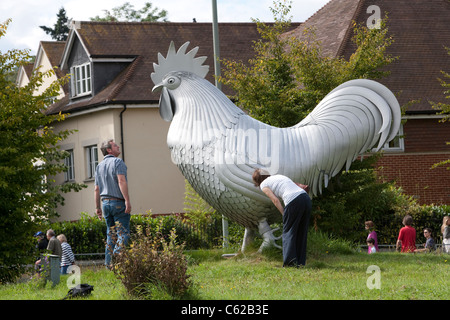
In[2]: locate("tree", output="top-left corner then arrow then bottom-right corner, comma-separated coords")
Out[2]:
220,1 -> 396,128
431,47 -> 450,170
0,20 -> 85,283
40,7 -> 70,41
90,2 -> 168,22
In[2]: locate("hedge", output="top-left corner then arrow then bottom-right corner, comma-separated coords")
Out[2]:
42,213 -> 229,258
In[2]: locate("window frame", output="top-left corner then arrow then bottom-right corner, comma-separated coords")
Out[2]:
64,149 -> 75,182
380,124 -> 405,152
85,145 -> 98,180
70,62 -> 92,97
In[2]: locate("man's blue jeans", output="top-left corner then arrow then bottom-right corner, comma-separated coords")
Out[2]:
102,199 -> 130,266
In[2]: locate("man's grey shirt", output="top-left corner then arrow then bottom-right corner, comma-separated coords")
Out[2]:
95,154 -> 127,199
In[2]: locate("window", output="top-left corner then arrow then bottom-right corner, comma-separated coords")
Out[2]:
86,145 -> 98,179
71,63 -> 92,97
64,150 -> 75,182
381,124 -> 404,152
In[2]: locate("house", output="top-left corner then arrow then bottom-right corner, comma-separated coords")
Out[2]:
285,0 -> 450,205
15,62 -> 33,88
16,41 -> 66,98
44,21 -> 301,221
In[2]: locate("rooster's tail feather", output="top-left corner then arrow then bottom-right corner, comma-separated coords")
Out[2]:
295,79 -> 401,195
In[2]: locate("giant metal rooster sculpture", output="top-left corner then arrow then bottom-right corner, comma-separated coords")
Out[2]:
151,42 -> 401,251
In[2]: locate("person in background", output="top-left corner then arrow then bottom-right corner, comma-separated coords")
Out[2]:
441,216 -> 450,253
46,229 -> 62,258
34,231 -> 48,255
396,215 -> 416,253
414,228 -> 435,253
34,229 -> 62,275
57,234 -> 75,274
33,231 -> 48,273
365,221 -> 379,253
367,237 -> 376,254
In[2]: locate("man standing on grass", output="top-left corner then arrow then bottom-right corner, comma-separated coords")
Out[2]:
94,139 -> 132,268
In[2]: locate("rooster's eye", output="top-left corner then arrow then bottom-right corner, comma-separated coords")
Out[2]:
165,76 -> 181,89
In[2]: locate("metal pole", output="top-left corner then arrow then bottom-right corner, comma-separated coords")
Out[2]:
211,0 -> 228,248
211,0 -> 222,90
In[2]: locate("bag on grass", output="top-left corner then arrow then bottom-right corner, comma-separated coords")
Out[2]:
62,283 -> 94,300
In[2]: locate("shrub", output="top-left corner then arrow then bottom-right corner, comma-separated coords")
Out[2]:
307,230 -> 355,256
49,212 -> 105,256
40,212 -> 225,257
112,224 -> 192,299
311,163 -> 397,243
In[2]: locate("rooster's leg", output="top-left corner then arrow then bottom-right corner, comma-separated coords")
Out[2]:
258,219 -> 282,252
241,227 -> 256,253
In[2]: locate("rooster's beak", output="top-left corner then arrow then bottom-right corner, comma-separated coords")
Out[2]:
154,86 -> 175,122
152,83 -> 163,92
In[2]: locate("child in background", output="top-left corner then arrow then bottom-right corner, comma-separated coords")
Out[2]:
57,234 -> 75,274
365,221 -> 379,253
367,238 -> 376,254
396,215 -> 416,253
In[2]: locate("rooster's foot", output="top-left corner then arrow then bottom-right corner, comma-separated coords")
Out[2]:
241,219 -> 282,253
257,219 -> 282,253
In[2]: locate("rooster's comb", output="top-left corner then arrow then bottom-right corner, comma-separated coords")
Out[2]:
151,41 -> 209,85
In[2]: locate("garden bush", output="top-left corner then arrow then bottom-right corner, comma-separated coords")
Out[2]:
48,213 -> 105,256
112,225 -> 192,299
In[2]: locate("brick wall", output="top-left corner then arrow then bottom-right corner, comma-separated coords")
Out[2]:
377,153 -> 450,205
376,118 -> 450,205
403,118 -> 450,153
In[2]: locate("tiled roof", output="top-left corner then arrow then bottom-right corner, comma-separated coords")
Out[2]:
283,0 -> 361,58
22,62 -> 34,78
39,41 -> 67,93
286,0 -> 450,113
47,21 -> 299,115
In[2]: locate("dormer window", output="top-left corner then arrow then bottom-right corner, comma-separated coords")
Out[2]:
70,63 -> 92,97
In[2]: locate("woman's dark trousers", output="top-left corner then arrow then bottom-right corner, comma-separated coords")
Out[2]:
282,193 -> 312,267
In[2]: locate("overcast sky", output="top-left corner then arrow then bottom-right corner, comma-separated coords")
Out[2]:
0,0 -> 330,55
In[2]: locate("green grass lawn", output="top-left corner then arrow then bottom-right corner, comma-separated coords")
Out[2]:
1,249 -> 448,300
188,250 -> 449,300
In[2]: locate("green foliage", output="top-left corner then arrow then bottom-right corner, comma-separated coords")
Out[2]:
49,213 -> 105,256
0,20 -> 84,283
39,7 -> 70,41
90,2 -> 168,22
307,230 -> 355,256
430,46 -> 450,170
112,225 -> 192,299
183,179 -> 218,225
311,156 -> 395,242
45,212 -> 225,255
220,1 -> 396,128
